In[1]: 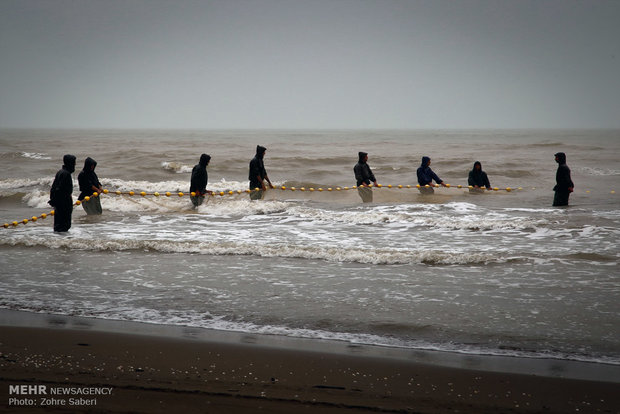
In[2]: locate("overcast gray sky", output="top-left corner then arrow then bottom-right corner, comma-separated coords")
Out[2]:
1,0 -> 619,129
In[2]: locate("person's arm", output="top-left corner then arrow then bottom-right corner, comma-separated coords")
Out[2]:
431,170 -> 446,187
483,172 -> 491,190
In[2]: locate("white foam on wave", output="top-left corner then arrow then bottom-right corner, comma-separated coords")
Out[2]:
0,177 -> 53,191
161,161 -> 193,174
285,204 -> 547,231
578,166 -> 620,176
1,234 -> 500,265
21,152 -> 51,160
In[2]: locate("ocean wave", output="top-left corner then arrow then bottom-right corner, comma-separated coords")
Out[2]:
21,152 -> 51,160
0,177 -> 53,191
578,166 -> 620,176
286,204 -> 547,231
0,236 -> 503,265
161,161 -> 193,174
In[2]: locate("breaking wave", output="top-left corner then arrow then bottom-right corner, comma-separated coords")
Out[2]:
0,236 -> 502,265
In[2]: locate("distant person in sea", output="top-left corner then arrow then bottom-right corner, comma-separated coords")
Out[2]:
189,153 -> 212,207
354,152 -> 378,203
77,157 -> 103,215
48,154 -> 76,232
468,161 -> 491,192
553,152 -> 574,206
416,156 -> 446,194
249,145 -> 274,200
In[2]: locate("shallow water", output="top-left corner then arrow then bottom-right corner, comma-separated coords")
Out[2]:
1,129 -> 619,364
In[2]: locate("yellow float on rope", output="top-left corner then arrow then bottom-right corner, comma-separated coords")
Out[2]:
154,192 -> 160,197
506,187 -> 512,192
3,223 -> 8,228
22,219 -> 28,224
41,213 -> 47,219
178,192 -> 184,197
165,192 -> 171,197
50,210 -> 55,216
103,189 -> 109,194
190,192 -> 196,197
75,200 -> 81,205
140,192 -> 146,197
84,196 -> 90,202
115,190 -> 121,195
493,187 -> 499,191
93,192 -> 99,197
12,221 -> 18,227
31,216 -> 37,221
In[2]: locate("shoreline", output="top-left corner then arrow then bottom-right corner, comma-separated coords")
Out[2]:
2,310 -> 620,413
1,309 -> 619,383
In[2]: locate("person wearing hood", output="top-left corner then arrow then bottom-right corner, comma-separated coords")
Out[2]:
78,157 -> 103,215
248,145 -> 273,200
49,154 -> 76,232
190,153 -> 212,207
354,152 -> 378,203
553,152 -> 574,206
468,161 -> 491,192
416,156 -> 446,193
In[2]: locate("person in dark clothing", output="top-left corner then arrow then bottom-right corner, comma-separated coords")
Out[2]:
416,156 -> 446,194
189,153 -> 212,207
77,157 -> 103,215
553,152 -> 574,206
248,145 -> 273,200
354,152 -> 378,203
468,161 -> 491,192
49,154 -> 76,232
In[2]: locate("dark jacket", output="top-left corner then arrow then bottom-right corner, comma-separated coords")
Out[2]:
468,161 -> 491,189
249,146 -> 267,189
353,152 -> 376,186
49,155 -> 76,207
190,154 -> 211,194
416,156 -> 442,186
77,157 -> 101,200
553,152 -> 574,192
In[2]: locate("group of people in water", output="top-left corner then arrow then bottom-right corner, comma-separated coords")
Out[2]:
48,145 -> 574,232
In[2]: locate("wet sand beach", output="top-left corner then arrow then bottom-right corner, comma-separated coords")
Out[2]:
1,312 -> 618,414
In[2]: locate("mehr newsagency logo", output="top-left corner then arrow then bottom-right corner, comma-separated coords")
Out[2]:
8,384 -> 113,407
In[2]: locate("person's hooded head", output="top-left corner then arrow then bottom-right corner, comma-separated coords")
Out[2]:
555,152 -> 567,164
63,154 -> 76,173
358,151 -> 368,163
82,157 -> 97,172
199,153 -> 211,167
421,156 -> 431,167
256,145 -> 267,159
472,161 -> 482,172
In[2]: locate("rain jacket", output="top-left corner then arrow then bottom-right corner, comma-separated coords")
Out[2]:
249,145 -> 267,189
49,154 -> 76,232
416,156 -> 442,186
78,157 -> 102,200
468,161 -> 491,189
190,154 -> 211,194
354,152 -> 376,186
553,152 -> 574,193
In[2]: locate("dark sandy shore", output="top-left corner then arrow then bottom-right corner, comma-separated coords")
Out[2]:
1,310 -> 618,413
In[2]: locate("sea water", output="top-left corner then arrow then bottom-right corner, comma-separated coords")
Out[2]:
1,129 -> 619,365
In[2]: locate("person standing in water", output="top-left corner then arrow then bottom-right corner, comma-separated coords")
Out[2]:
416,156 -> 446,194
49,154 -> 76,232
249,145 -> 274,200
354,152 -> 378,203
553,152 -> 574,206
468,161 -> 491,192
78,157 -> 103,215
190,153 -> 212,207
